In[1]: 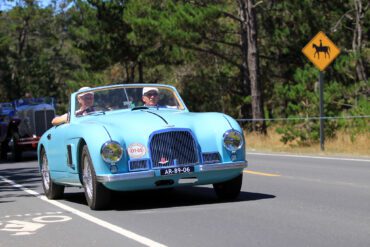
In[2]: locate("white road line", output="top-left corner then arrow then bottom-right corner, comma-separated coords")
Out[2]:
0,175 -> 167,247
247,152 -> 370,162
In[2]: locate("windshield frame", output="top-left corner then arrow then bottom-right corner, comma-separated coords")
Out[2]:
69,84 -> 188,122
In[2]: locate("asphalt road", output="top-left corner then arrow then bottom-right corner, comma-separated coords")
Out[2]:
0,152 -> 369,247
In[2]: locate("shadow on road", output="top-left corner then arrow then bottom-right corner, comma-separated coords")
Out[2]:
62,186 -> 276,211
0,151 -> 38,164
0,166 -> 41,203
1,163 -> 276,210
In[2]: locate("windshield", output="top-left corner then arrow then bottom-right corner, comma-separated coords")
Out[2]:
15,97 -> 54,107
0,103 -> 13,110
0,103 -> 13,109
74,86 -> 184,117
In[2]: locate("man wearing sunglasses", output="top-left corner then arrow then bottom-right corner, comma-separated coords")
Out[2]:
51,87 -> 94,125
142,87 -> 160,107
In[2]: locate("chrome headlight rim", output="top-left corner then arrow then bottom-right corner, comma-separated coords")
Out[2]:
100,141 -> 123,163
223,129 -> 244,152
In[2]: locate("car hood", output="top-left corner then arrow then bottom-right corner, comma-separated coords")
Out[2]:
79,109 -> 240,147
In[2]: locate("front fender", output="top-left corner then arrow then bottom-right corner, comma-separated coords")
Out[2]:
66,123 -> 112,175
190,113 -> 245,162
38,122 -> 112,176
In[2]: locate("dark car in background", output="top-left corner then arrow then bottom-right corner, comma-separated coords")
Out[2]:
0,102 -> 15,117
0,102 -> 16,159
0,97 -> 55,161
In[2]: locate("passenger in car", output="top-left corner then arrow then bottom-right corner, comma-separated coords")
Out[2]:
51,87 -> 93,125
75,90 -> 94,116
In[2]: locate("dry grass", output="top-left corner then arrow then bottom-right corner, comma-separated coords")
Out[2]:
245,128 -> 370,158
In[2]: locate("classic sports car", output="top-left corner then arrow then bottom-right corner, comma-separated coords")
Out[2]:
1,98 -> 55,161
38,84 -> 247,210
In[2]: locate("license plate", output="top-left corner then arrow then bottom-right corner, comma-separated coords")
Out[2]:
160,166 -> 194,176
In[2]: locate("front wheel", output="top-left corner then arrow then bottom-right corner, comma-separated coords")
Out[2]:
9,132 -> 21,162
41,148 -> 64,199
81,145 -> 111,210
0,141 -> 8,160
213,173 -> 243,200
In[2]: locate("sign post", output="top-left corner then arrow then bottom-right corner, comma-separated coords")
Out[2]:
302,31 -> 340,151
319,71 -> 324,151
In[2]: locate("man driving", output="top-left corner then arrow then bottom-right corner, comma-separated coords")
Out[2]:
142,87 -> 160,107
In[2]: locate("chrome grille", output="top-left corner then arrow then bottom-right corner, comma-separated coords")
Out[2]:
34,110 -> 55,136
129,159 -> 149,171
150,130 -> 199,168
202,152 -> 221,164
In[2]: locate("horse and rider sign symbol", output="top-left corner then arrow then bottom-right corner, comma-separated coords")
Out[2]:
302,31 -> 340,71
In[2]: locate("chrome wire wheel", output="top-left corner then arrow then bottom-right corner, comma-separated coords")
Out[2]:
81,145 -> 111,210
82,155 -> 93,200
41,153 -> 50,191
8,137 -> 14,149
40,148 -> 64,199
8,131 -> 21,161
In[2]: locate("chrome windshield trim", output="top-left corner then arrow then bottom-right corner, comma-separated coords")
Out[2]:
199,160 -> 248,172
96,170 -> 155,183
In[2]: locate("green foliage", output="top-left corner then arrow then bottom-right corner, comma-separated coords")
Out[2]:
259,0 -> 368,144
124,0 -> 224,67
0,0 -> 368,145
337,88 -> 370,141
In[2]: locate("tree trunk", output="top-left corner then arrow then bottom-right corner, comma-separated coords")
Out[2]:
238,1 -> 250,96
238,0 -> 266,133
129,61 -> 135,82
11,15 -> 30,99
138,61 -> 143,83
353,0 -> 367,82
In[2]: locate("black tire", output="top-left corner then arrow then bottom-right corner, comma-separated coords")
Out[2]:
81,145 -> 111,210
0,141 -> 8,160
9,132 -> 21,162
41,148 -> 64,199
213,173 -> 243,200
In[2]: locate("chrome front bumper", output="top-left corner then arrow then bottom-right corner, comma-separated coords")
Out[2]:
96,160 -> 248,183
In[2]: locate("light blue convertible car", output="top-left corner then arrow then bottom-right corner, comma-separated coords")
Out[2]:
38,84 -> 247,209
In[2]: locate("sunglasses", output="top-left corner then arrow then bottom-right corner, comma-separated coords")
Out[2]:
144,92 -> 158,97
79,93 -> 93,100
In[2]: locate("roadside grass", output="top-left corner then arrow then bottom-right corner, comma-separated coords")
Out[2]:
244,128 -> 370,158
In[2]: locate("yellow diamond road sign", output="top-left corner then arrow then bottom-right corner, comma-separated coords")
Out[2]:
302,31 -> 340,71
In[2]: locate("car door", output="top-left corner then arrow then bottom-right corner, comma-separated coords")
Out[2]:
46,124 -> 69,175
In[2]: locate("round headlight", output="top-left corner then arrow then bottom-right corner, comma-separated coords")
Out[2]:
223,130 -> 244,152
101,141 -> 123,163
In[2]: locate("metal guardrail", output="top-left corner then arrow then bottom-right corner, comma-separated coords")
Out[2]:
236,115 -> 369,152
236,115 -> 370,122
